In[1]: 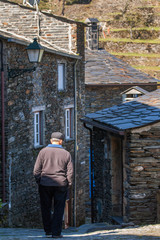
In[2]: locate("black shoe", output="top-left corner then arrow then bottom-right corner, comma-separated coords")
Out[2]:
45,232 -> 52,238
52,235 -> 63,238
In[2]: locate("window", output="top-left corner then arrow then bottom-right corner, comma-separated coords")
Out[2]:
34,111 -> 43,147
122,93 -> 143,102
121,87 -> 148,103
58,63 -> 65,91
65,108 -> 74,140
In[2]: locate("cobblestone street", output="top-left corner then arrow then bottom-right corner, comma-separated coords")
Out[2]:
0,223 -> 160,240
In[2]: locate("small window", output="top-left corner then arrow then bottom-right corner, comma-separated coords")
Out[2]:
65,108 -> 74,140
58,63 -> 65,91
122,93 -> 143,102
34,111 -> 43,147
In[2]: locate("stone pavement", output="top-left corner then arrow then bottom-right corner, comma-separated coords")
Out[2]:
0,223 -> 160,240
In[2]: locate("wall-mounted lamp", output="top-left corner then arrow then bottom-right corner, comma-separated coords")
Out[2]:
26,38 -> 44,63
8,38 -> 44,78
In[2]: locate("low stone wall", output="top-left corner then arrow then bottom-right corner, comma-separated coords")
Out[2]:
100,29 -> 160,40
100,41 -> 160,54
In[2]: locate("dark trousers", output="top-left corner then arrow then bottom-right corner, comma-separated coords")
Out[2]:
39,185 -> 67,236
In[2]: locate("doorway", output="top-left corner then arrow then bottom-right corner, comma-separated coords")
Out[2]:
111,136 -> 123,222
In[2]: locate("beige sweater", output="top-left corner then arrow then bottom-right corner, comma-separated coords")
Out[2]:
33,145 -> 73,186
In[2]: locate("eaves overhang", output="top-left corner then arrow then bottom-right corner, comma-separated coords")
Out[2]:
82,116 -> 160,136
85,82 -> 158,87
7,38 -> 82,60
0,33 -> 81,60
81,117 -> 125,136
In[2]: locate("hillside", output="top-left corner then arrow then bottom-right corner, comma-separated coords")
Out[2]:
10,0 -> 160,79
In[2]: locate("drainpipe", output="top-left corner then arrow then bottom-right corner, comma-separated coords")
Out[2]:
73,59 -> 78,227
0,39 -> 5,203
83,123 -> 94,223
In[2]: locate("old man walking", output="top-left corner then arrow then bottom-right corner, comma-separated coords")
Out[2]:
33,132 -> 73,238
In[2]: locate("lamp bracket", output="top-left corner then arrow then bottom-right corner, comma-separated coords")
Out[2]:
8,67 -> 36,78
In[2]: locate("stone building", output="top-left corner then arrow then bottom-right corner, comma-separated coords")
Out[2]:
0,0 -> 88,227
85,18 -> 159,114
82,89 -> 160,225
83,18 -> 159,224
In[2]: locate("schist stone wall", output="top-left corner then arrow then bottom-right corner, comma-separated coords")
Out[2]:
0,35 -> 87,227
85,85 -> 157,114
0,39 -> 8,223
125,123 -> 160,224
0,0 -> 87,228
0,42 -> 2,200
91,122 -> 160,225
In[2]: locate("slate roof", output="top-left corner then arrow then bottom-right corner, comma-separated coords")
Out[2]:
84,89 -> 160,131
85,49 -> 159,85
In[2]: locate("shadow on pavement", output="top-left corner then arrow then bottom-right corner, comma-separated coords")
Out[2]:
0,224 -> 160,239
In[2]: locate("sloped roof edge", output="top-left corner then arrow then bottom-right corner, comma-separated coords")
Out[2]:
85,49 -> 160,85
85,83 -> 158,87
0,31 -> 81,59
120,86 -> 149,95
81,117 -> 125,136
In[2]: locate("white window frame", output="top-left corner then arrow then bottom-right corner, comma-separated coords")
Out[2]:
32,106 -> 45,147
122,93 -> 143,102
65,107 -> 74,140
34,112 -> 40,146
58,63 -> 65,91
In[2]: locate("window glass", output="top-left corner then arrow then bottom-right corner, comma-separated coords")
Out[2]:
58,63 -> 65,90
65,108 -> 74,139
34,111 -> 43,146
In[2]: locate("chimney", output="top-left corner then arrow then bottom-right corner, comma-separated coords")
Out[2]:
85,18 -> 99,50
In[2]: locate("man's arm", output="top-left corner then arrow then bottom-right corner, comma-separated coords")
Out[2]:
33,151 -> 43,184
67,154 -> 73,186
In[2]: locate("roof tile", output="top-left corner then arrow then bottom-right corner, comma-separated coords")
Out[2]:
85,89 -> 160,130
85,49 -> 159,85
